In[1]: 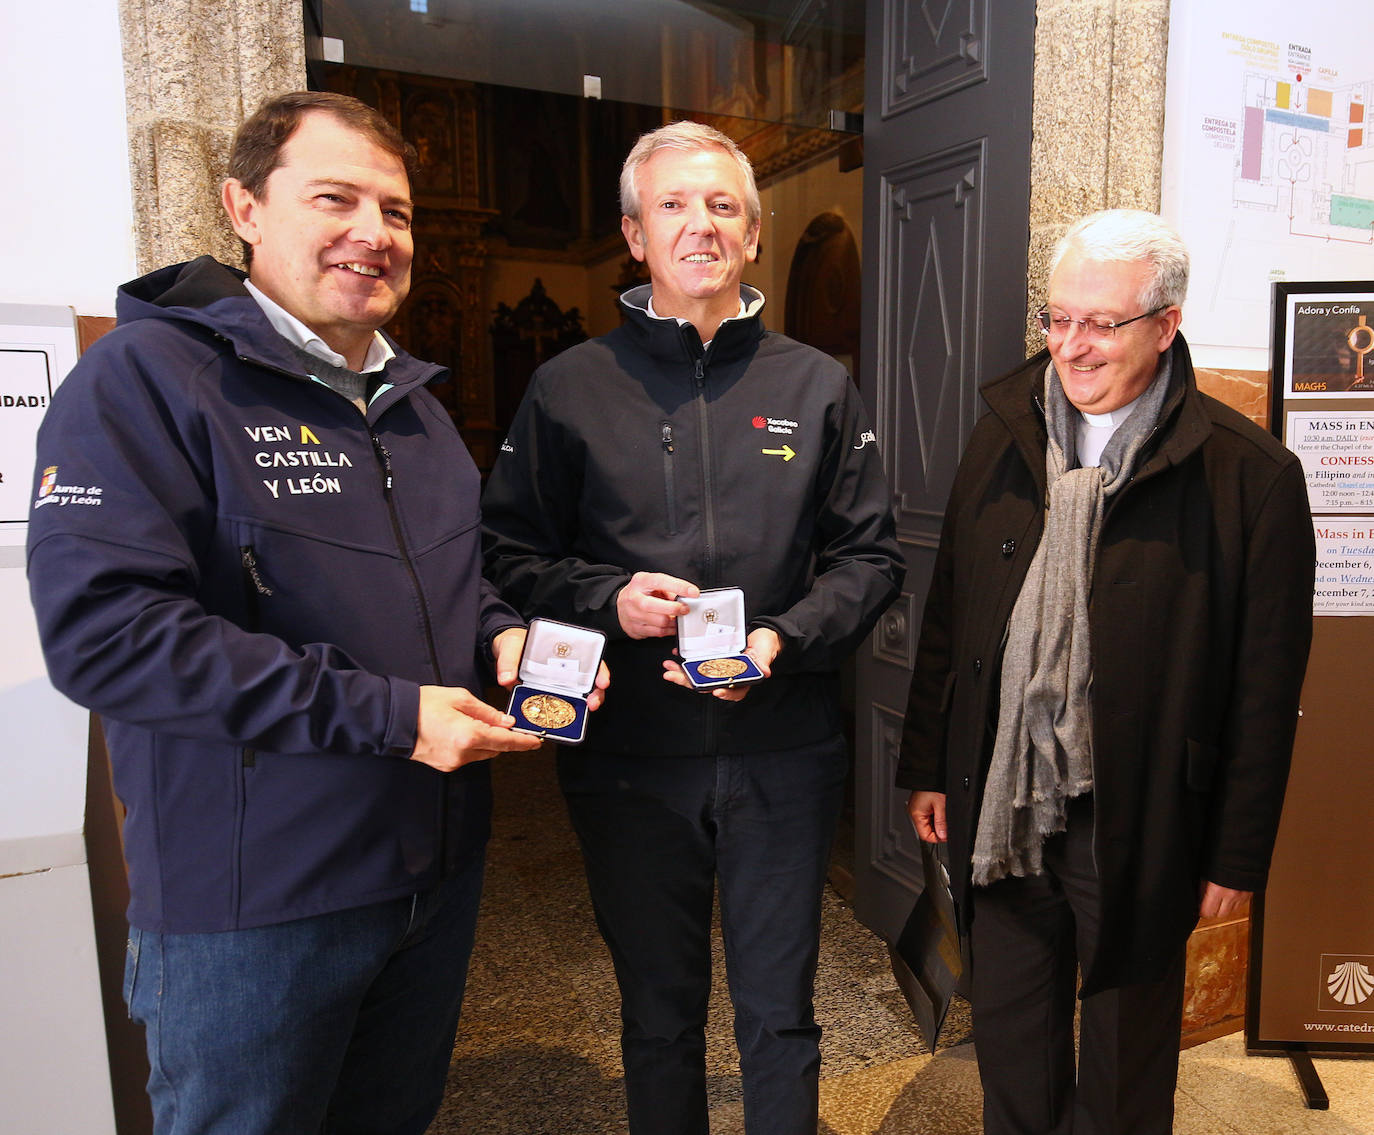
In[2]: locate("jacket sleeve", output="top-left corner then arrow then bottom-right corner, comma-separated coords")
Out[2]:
481,375 -> 633,637
753,378 -> 905,673
895,472 -> 959,793
477,577 -> 526,666
1204,456 -> 1315,891
26,341 -> 420,759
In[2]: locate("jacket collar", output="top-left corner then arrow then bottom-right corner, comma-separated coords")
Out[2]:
616,282 -> 767,365
115,256 -> 444,399
982,333 -> 1211,489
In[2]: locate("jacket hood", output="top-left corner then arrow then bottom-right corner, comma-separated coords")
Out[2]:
116,255 -> 444,392
616,282 -> 767,365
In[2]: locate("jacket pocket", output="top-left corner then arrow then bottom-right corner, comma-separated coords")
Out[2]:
1186,737 -> 1220,792
239,544 -> 273,633
660,421 -> 679,535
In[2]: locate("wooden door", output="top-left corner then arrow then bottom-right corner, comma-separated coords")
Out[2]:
855,0 -> 1036,941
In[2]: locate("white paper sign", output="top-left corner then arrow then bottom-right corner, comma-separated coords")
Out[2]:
1,305 -> 78,544
1287,412 -> 1374,512
1313,518 -> 1374,615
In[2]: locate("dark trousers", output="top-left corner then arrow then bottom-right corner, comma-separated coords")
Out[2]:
970,797 -> 1187,1135
558,737 -> 849,1135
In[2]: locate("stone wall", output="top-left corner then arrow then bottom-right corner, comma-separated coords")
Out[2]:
1027,0 -> 1172,349
119,0 -> 305,272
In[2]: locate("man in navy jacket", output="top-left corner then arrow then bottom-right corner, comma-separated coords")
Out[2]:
26,92 -> 567,1134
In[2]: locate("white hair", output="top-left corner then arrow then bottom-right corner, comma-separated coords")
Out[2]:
619,120 -> 761,231
1050,209 -> 1190,310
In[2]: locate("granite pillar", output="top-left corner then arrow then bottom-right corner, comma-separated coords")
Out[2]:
1027,0 -> 1172,349
119,0 -> 306,272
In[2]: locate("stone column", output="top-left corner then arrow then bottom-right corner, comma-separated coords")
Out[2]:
1027,0 -> 1265,418
1027,0 -> 1171,344
119,0 -> 306,272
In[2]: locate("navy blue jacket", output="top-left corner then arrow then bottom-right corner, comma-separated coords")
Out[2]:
27,257 -> 520,933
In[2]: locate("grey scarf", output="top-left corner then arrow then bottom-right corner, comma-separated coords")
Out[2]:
970,355 -> 1172,886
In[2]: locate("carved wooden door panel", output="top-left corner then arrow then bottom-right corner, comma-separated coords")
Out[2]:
856,0 -> 1035,941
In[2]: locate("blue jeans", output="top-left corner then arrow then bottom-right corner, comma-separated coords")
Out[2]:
123,853 -> 484,1135
558,737 -> 849,1135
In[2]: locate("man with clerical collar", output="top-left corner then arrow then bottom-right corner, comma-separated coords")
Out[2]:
900,209 -> 1315,1133
482,121 -> 904,1133
25,91 -> 605,1133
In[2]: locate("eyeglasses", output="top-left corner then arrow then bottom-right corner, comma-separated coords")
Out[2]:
1036,305 -> 1167,339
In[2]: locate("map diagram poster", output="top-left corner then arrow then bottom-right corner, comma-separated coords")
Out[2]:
1162,2 -> 1374,370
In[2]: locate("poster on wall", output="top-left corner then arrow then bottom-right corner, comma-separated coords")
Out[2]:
1312,519 -> 1374,615
1282,292 -> 1374,397
1161,1 -> 1374,371
0,305 -> 78,548
1250,281 -> 1374,1083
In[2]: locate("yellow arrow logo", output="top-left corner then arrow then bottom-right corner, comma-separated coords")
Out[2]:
762,444 -> 795,462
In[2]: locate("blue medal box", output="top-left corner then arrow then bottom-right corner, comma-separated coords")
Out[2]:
507,618 -> 605,744
675,588 -> 764,691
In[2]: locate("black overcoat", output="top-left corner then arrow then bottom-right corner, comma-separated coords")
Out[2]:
898,335 -> 1314,994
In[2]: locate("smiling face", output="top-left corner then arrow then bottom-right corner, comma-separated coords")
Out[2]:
1045,246 -> 1182,415
222,110 -> 414,369
621,145 -> 759,339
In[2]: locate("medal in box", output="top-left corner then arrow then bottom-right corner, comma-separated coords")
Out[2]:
507,618 -> 605,744
675,588 -> 764,690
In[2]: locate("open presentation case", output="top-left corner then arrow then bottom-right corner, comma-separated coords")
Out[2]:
507,618 -> 605,744
675,588 -> 764,691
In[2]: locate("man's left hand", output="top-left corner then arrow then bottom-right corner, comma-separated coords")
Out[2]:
1199,880 -> 1251,919
662,627 -> 782,702
492,626 -> 611,711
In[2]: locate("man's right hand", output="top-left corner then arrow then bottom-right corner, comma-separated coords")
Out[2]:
616,571 -> 700,639
908,790 -> 948,844
410,685 -> 542,771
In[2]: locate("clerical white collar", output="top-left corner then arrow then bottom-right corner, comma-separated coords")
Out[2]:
1080,396 -> 1141,431
245,279 -> 395,374
1076,391 -> 1144,467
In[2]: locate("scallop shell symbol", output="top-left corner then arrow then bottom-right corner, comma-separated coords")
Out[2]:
1327,960 -> 1374,1006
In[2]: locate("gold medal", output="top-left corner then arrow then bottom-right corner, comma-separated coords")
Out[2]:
522,693 -> 577,729
703,609 -> 718,623
555,642 -> 571,658
698,657 -> 748,679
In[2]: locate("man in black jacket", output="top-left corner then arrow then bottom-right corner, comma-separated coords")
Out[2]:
483,121 -> 903,1134
900,210 -> 1314,1133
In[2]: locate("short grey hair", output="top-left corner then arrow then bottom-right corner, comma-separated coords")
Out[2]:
619,120 -> 761,231
1050,209 -> 1190,311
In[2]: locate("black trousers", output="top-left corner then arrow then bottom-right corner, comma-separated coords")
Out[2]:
970,796 -> 1187,1135
557,738 -> 848,1135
